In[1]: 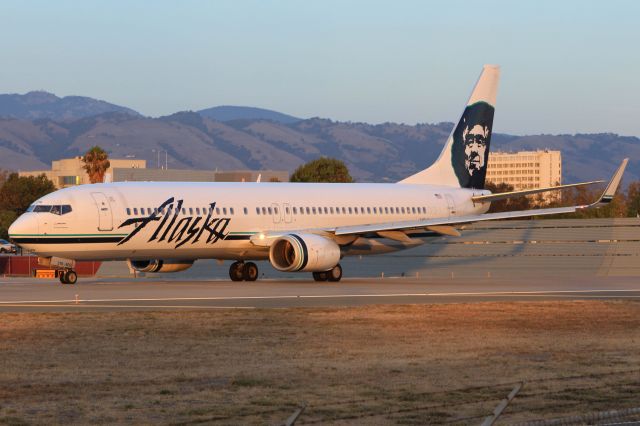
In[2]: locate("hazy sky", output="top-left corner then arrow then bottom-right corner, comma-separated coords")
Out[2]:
1,0 -> 639,136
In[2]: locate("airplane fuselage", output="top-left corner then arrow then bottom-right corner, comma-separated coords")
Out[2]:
9,181 -> 490,261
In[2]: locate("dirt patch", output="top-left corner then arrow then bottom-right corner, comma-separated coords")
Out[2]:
1,301 -> 640,424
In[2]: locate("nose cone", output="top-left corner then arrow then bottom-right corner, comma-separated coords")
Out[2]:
8,214 -> 38,240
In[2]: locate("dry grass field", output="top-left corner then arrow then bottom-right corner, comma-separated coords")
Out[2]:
1,301 -> 640,425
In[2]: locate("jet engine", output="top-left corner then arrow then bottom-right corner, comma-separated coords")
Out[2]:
269,233 -> 340,272
128,259 -> 194,273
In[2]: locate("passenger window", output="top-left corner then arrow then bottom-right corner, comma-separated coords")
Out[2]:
348,207 -> 352,214
133,208 -> 138,215
330,207 -> 334,214
243,207 -> 248,215
305,207 -> 310,214
230,208 -> 234,215
342,207 -> 346,214
299,207 -> 304,215
323,207 -> 328,214
267,207 -> 272,215
256,207 -> 260,214
274,207 -> 278,214
293,207 -> 297,214
126,208 -> 131,215
196,208 -> 201,215
367,207 -> 371,214
222,207 -> 226,215
312,207 -> 317,214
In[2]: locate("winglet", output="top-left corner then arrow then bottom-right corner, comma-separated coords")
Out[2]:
588,158 -> 628,207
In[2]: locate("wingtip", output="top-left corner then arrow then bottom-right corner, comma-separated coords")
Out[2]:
590,158 -> 629,207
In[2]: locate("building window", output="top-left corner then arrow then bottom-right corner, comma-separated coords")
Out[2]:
60,176 -> 80,186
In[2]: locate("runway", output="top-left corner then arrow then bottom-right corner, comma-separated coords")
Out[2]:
1,275 -> 640,311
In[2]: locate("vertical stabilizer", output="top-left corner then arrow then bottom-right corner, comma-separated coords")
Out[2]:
400,65 -> 500,188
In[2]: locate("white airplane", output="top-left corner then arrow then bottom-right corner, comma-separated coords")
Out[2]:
8,65 -> 628,284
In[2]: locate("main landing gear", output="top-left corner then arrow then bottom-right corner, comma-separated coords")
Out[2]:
312,264 -> 342,282
229,261 -> 258,282
59,269 -> 78,285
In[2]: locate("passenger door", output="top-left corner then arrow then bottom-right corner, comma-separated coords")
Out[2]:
91,192 -> 113,231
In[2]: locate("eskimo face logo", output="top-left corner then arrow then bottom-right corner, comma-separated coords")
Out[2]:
117,197 -> 230,248
451,102 -> 494,189
463,124 -> 489,175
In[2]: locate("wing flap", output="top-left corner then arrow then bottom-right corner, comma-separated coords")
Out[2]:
334,206 -> 577,236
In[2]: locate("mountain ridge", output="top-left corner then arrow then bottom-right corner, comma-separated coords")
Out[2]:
0,112 -> 636,185
0,91 -> 637,184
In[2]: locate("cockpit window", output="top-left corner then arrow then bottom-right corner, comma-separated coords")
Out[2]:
30,205 -> 72,215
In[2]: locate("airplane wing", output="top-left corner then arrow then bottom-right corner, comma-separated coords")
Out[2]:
471,180 -> 604,203
333,158 -> 627,237
250,159 -> 627,246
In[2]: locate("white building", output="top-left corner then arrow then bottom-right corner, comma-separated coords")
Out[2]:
486,150 -> 562,202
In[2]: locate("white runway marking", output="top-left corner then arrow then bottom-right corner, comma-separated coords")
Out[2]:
1,288 -> 639,305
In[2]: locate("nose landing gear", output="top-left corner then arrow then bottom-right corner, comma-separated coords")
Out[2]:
229,261 -> 258,282
59,269 -> 78,284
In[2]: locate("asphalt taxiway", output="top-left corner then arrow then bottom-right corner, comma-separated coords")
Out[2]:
0,275 -> 639,312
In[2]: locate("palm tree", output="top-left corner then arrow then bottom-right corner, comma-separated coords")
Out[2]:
82,146 -> 111,184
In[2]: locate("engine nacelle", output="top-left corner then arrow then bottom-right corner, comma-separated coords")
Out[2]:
269,233 -> 340,272
129,259 -> 194,273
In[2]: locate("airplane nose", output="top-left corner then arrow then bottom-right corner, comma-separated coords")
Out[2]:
8,213 -> 38,240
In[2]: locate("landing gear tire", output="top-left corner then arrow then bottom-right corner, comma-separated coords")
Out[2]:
229,261 -> 245,282
243,262 -> 258,281
59,270 -> 78,284
327,264 -> 343,282
312,271 -> 329,282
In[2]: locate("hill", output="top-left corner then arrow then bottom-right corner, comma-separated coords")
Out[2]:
197,105 -> 301,123
0,91 -> 140,121
0,111 -> 637,184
